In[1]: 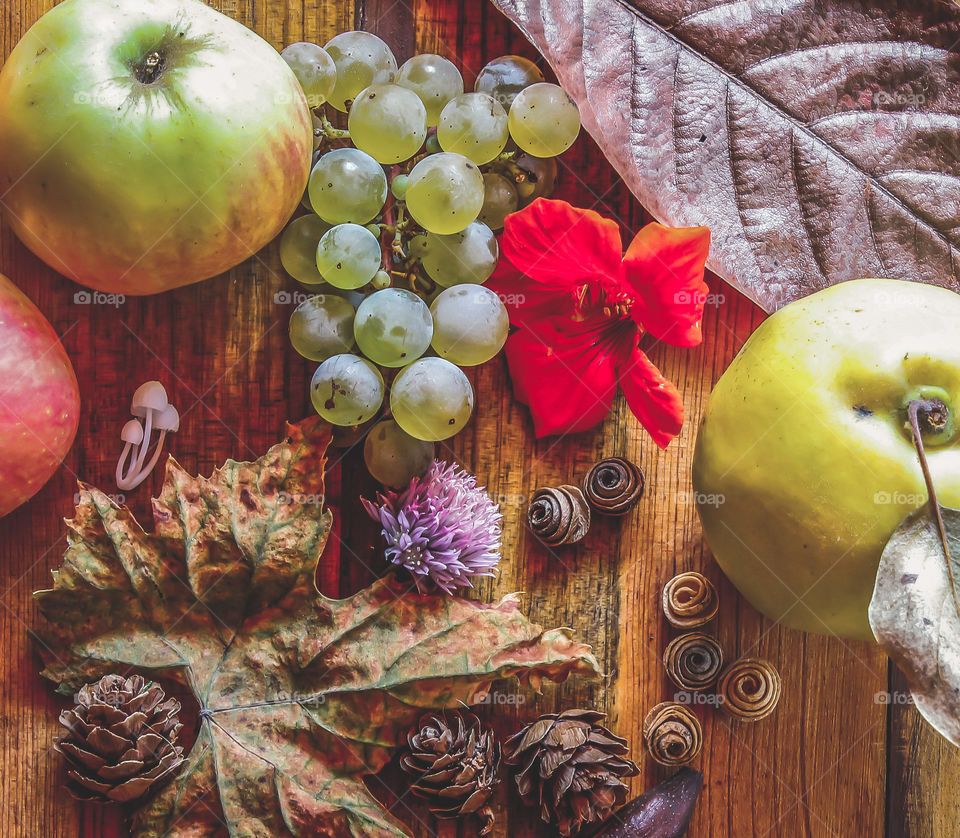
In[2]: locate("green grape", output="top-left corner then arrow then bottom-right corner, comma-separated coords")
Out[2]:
430,285 -> 509,366
391,174 -> 409,200
279,214 -> 331,285
363,419 -> 435,487
311,113 -> 323,151
405,152 -> 484,235
508,83 -> 581,157
323,31 -> 397,112
390,357 -> 474,441
311,354 -> 384,425
348,83 -> 427,164
289,294 -> 356,361
354,288 -> 433,367
478,172 -> 519,230
420,222 -> 498,287
437,93 -> 509,165
407,234 -> 428,257
424,134 -> 442,154
474,54 -> 544,110
316,224 -> 382,289
515,153 -> 558,206
281,42 -> 338,107
365,223 -> 382,237
396,54 -> 464,126
309,148 -> 388,225
371,269 -> 392,290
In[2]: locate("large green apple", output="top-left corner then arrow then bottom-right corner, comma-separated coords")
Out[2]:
693,279 -> 960,640
0,0 -> 312,295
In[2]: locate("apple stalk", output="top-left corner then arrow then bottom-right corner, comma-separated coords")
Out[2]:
906,397 -> 960,619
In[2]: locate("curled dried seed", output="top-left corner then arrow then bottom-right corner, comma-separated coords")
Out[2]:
642,702 -> 702,766
662,571 -> 719,629
663,632 -> 724,691
527,485 -> 591,546
717,658 -> 782,722
582,457 -> 645,515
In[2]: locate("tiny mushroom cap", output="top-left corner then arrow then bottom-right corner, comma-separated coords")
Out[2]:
131,381 -> 169,417
154,404 -> 180,433
121,419 -> 145,445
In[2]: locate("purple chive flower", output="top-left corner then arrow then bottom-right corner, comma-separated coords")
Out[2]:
362,460 -> 503,594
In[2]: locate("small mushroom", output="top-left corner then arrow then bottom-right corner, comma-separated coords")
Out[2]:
130,381 -> 170,474
116,383 -> 179,491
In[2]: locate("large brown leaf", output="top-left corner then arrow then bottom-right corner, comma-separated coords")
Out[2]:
33,418 -> 600,837
493,0 -> 960,311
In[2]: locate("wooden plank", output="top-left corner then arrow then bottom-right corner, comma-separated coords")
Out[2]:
0,0 -> 956,836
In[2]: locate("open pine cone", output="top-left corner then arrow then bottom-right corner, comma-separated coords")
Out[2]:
505,708 -> 639,836
54,674 -> 185,803
399,711 -> 501,835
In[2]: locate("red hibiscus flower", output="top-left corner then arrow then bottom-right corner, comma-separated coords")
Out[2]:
486,199 -> 711,448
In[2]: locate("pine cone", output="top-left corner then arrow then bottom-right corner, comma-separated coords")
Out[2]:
54,674 -> 185,803
505,709 -> 639,836
400,711 -> 501,835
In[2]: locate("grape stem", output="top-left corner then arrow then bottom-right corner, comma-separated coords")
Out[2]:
380,173 -> 398,274
392,206 -> 407,258
317,112 -> 350,141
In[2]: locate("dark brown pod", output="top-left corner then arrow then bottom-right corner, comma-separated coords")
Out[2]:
583,457 -> 645,515
661,571 -> 719,629
663,633 -> 724,691
528,485 -> 591,546
642,702 -> 702,766
590,767 -> 703,838
717,658 -> 782,722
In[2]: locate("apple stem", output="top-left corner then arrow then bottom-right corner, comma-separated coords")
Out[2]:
135,51 -> 165,85
907,398 -> 960,616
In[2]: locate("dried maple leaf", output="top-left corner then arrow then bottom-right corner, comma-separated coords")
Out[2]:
33,418 -> 600,837
493,0 -> 960,311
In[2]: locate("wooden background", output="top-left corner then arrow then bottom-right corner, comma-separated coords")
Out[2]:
1,0 -> 958,835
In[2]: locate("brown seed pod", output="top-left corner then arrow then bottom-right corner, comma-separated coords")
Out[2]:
717,658 -> 782,721
582,457 -> 645,515
527,485 -> 591,546
662,571 -> 719,629
663,633 -> 724,691
642,702 -> 702,766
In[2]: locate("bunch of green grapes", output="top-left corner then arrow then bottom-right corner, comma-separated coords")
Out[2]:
278,38 -> 581,486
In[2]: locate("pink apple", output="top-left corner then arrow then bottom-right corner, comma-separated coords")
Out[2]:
0,274 -> 80,517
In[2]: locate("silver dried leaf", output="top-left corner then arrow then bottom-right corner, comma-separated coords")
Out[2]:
869,504 -> 960,746
492,0 -> 960,311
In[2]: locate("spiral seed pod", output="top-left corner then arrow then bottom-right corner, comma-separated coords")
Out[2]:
527,485 -> 591,546
663,633 -> 724,691
643,702 -> 702,766
718,658 -> 782,721
582,457 -> 645,515
662,571 -> 719,629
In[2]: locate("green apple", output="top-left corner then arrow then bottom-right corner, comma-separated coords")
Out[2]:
693,279 -> 960,640
0,0 -> 313,295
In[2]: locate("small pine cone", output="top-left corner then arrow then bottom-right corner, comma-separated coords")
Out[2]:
505,709 -> 639,836
54,674 -> 185,803
582,457 -> 645,515
400,711 -> 500,835
527,486 -> 591,546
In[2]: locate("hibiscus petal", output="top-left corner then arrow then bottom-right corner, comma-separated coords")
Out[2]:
621,223 -> 711,347
618,347 -> 685,448
503,318 -> 619,437
501,199 -> 623,289
484,256 -> 573,329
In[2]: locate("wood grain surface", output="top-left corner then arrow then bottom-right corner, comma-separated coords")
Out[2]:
0,0 -> 957,836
